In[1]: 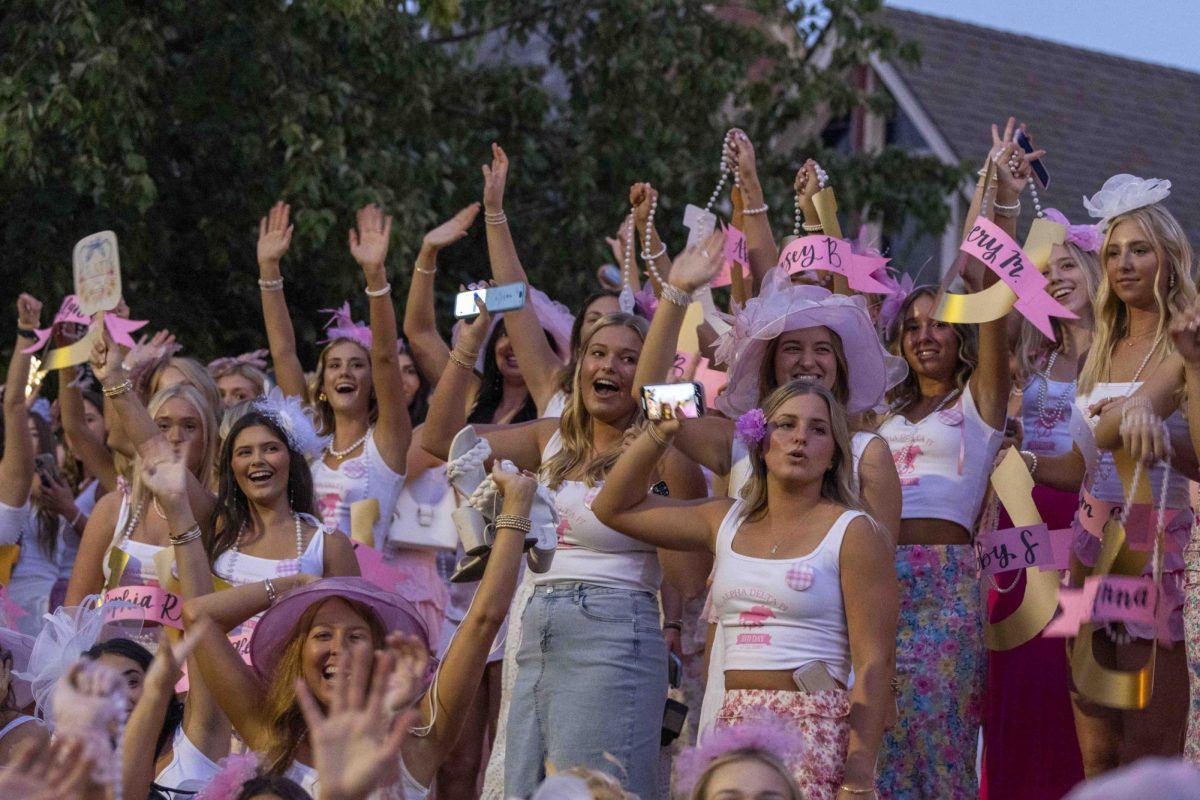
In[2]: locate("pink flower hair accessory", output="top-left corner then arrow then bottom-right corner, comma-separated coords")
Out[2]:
735,408 -> 767,445
319,301 -> 373,351
1043,208 -> 1102,253
875,268 -> 914,338
674,716 -> 806,797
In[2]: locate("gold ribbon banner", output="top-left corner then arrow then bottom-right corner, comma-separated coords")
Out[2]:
1070,447 -> 1158,709
40,322 -> 101,371
812,188 -> 843,240
0,545 -> 20,587
984,448 -> 1061,651
350,498 -> 380,547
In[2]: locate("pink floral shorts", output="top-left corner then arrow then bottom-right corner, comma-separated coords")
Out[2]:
716,688 -> 851,800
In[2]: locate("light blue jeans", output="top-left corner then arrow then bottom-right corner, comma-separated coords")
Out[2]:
504,582 -> 667,798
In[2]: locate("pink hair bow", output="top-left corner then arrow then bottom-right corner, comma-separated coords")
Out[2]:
319,301 -> 373,350
1043,208 -> 1102,253
207,348 -> 269,375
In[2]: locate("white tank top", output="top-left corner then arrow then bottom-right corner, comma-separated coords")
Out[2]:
534,430 -> 661,593
2,503 -> 77,634
711,501 -> 861,684
310,431 -> 404,550
102,494 -> 164,587
542,389 -> 567,419
154,726 -> 220,793
1076,382 -> 1191,508
877,382 -> 1002,530
1021,375 -> 1076,457
729,430 -> 878,500
212,515 -> 330,585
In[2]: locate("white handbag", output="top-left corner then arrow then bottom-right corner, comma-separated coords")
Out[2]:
386,467 -> 459,551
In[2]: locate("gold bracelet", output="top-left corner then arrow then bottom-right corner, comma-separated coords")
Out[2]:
102,379 -> 134,398
647,424 -> 673,448
494,514 -> 532,534
414,264 -> 437,275
839,786 -> 876,796
169,524 -> 202,546
448,350 -> 477,371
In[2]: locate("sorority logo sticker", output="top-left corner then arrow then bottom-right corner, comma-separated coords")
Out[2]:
786,564 -> 815,592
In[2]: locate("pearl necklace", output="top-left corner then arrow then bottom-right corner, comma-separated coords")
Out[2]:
327,428 -> 370,460
1007,152 -> 1044,218
703,131 -> 741,213
1035,350 -> 1073,435
223,512 -> 304,582
1118,332 -> 1163,396
792,162 -> 829,237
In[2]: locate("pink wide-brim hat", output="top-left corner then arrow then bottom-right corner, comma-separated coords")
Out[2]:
249,577 -> 431,678
714,269 -> 907,417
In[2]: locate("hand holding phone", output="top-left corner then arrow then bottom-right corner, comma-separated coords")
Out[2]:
454,282 -> 527,319
640,382 -> 706,421
1015,128 -> 1049,190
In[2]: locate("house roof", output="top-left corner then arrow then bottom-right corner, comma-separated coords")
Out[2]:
883,8 -> 1200,245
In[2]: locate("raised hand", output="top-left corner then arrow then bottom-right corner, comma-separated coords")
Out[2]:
140,443 -> 190,507
991,119 -> 1045,200
258,201 -> 294,268
296,644 -> 418,800
30,472 -> 77,521
455,288 -> 494,358
423,204 -> 480,250
88,326 -> 124,387
727,128 -> 761,189
629,182 -> 659,232
381,632 -> 429,714
16,294 -> 42,331
481,143 -> 509,214
349,204 -> 393,274
1170,300 -> 1200,364
667,228 -> 727,293
0,738 -> 92,800
144,623 -> 204,696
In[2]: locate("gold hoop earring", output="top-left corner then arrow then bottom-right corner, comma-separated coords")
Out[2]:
318,392 -> 327,403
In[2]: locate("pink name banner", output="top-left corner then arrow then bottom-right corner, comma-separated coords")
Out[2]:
959,217 -> 1077,338
102,585 -> 184,629
21,295 -> 147,355
776,236 -> 892,294
1076,486 -> 1186,552
1043,575 -> 1169,639
711,223 -> 748,288
974,524 -> 1073,575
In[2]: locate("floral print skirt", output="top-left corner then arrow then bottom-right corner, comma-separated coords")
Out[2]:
717,688 -> 850,800
1185,524 -> 1200,763
878,544 -> 984,800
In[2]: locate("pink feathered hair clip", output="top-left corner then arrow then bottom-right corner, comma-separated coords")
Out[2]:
674,717 -> 806,797
735,408 -> 767,445
874,268 -> 914,338
195,752 -> 261,800
319,301 -> 373,351
207,348 -> 270,378
1043,208 -> 1102,253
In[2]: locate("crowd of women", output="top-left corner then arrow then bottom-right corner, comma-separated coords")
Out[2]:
1,117 -> 1199,800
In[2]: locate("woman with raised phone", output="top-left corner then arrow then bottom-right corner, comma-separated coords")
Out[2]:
592,378 -> 896,800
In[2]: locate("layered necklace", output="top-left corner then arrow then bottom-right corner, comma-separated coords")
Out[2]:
222,512 -> 304,582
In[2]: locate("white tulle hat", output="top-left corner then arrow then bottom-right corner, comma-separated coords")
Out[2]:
1082,174 -> 1172,230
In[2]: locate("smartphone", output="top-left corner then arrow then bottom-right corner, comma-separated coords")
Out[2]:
34,453 -> 60,487
453,282 -> 527,319
1015,128 -> 1049,190
640,382 -> 705,421
668,652 -> 683,688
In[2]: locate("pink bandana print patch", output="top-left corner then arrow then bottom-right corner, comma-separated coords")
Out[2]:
786,563 -> 815,591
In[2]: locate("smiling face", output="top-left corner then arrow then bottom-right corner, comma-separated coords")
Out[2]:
1104,218 -> 1165,310
900,294 -> 960,382
300,599 -> 377,708
770,326 -> 841,396
762,392 -> 836,485
397,352 -> 421,407
155,397 -> 206,475
580,324 -> 642,423
702,756 -> 795,800
1044,243 -> 1092,318
94,653 -> 144,715
320,341 -> 372,415
232,424 -> 290,506
217,373 -> 261,408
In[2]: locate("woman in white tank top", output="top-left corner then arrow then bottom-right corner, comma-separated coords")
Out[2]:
255,202 -> 412,551
1031,182 -> 1199,773
423,306 -> 706,800
594,380 -> 896,800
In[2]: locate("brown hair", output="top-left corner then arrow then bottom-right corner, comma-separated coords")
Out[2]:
886,286 -> 977,410
307,339 -> 377,437
758,326 -> 850,407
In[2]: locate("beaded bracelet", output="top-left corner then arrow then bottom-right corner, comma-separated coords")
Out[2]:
102,379 -> 134,399
494,514 -> 532,534
365,282 -> 392,298
258,277 -> 285,291
448,350 -> 477,371
659,283 -> 692,309
742,203 -> 769,216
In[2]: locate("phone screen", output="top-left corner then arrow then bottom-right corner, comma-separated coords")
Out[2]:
641,383 -> 704,421
454,288 -> 488,318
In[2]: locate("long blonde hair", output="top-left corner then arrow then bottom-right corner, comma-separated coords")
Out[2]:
739,381 -> 859,522
150,356 -> 221,414
1078,204 -> 1196,395
1016,241 -> 1101,381
263,597 -> 386,774
540,312 -> 649,490
127,384 -> 218,523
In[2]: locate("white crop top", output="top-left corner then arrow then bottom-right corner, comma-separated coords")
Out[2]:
1022,375 -> 1076,457
311,431 -> 404,550
729,430 -> 878,501
1076,382 -> 1191,508
711,500 -> 861,685
534,430 -> 661,593
878,383 -> 1002,530
212,515 -> 330,585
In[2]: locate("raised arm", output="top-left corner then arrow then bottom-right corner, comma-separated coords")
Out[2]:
481,144 -> 565,411
0,294 -> 41,508
89,334 -> 216,533
58,366 -> 118,494
257,202 -> 308,398
350,204 -> 411,473
403,466 -> 533,785
591,418 -> 729,552
631,182 -> 671,293
631,230 -> 726,396
403,204 -> 480,389
840,516 -> 898,796
727,129 -> 778,286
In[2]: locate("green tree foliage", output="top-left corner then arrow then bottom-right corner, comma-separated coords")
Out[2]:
0,0 -> 964,365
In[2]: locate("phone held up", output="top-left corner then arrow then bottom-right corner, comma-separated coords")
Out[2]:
640,382 -> 706,422
454,282 -> 527,319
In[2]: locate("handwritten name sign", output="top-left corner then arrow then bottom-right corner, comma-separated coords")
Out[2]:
102,586 -> 184,629
711,223 -> 748,288
959,217 -> 1076,338
974,524 -> 1073,575
776,236 -> 891,294
1044,575 -> 1166,638
1075,487 -> 1187,552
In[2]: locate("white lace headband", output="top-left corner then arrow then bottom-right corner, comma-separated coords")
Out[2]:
252,387 -> 330,459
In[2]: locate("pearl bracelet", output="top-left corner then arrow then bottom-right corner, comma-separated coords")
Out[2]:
365,282 -> 392,298
742,203 -> 769,216
258,277 -> 284,291
1019,449 -> 1038,478
802,222 -> 824,232
494,514 -> 533,534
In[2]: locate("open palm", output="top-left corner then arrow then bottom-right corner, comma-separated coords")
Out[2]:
424,204 -> 480,249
